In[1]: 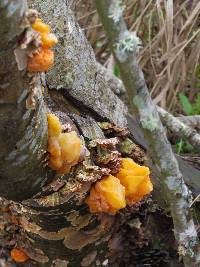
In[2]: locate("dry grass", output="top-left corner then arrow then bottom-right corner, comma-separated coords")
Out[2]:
73,0 -> 200,113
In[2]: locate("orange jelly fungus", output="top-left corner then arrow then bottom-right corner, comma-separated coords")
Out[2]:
116,158 -> 153,205
11,248 -> 29,263
85,175 -> 126,215
47,114 -> 82,174
27,18 -> 58,72
27,49 -> 54,72
41,33 -> 58,48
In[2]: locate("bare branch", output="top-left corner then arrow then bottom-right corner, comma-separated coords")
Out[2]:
94,1 -> 200,266
177,115 -> 200,129
158,106 -> 200,149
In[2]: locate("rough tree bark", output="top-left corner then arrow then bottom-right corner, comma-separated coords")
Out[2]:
0,1 -> 200,267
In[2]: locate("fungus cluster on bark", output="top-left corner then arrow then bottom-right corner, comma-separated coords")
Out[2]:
27,18 -> 58,72
86,158 -> 153,215
47,114 -> 82,174
116,158 -> 153,205
10,248 -> 29,263
85,174 -> 126,215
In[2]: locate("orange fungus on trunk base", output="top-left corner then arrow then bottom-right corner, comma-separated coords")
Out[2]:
11,248 -> 29,263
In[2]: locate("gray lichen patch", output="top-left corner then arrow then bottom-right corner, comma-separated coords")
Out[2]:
133,95 -> 159,132
108,0 -> 125,23
115,31 -> 141,62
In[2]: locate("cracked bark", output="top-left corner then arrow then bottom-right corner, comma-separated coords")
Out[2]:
0,0 -> 200,266
94,1 -> 200,266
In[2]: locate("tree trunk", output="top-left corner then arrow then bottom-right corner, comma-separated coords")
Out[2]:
0,1 -> 199,266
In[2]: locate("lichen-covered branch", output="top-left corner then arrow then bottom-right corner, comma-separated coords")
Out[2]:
96,61 -> 200,196
177,115 -> 200,129
97,62 -> 200,137
94,1 -> 200,266
0,1 -> 49,200
158,106 -> 200,150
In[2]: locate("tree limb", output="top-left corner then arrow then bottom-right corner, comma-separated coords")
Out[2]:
97,61 -> 200,132
177,115 -> 200,129
158,106 -> 200,150
94,1 -> 200,266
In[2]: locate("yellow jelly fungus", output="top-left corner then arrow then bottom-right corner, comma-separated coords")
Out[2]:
27,48 -> 54,72
116,158 -> 153,205
48,137 -> 61,158
47,114 -> 62,137
48,155 -> 63,170
47,114 -> 82,174
41,33 -> 58,48
85,175 -> 126,215
59,132 -> 81,164
32,18 -> 50,33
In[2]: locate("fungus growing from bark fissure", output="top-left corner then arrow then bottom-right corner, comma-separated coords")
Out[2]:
27,18 -> 58,72
86,158 -> 153,215
116,158 -> 153,205
10,248 -> 29,263
85,175 -> 126,215
47,114 -> 82,174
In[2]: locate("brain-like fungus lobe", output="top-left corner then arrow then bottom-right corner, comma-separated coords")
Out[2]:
116,158 -> 153,205
85,175 -> 126,215
86,158 -> 153,215
47,114 -> 82,174
10,248 -> 29,263
27,18 -> 58,72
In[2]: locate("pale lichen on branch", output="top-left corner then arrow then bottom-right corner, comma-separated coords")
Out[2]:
94,0 -> 200,266
108,0 -> 125,23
